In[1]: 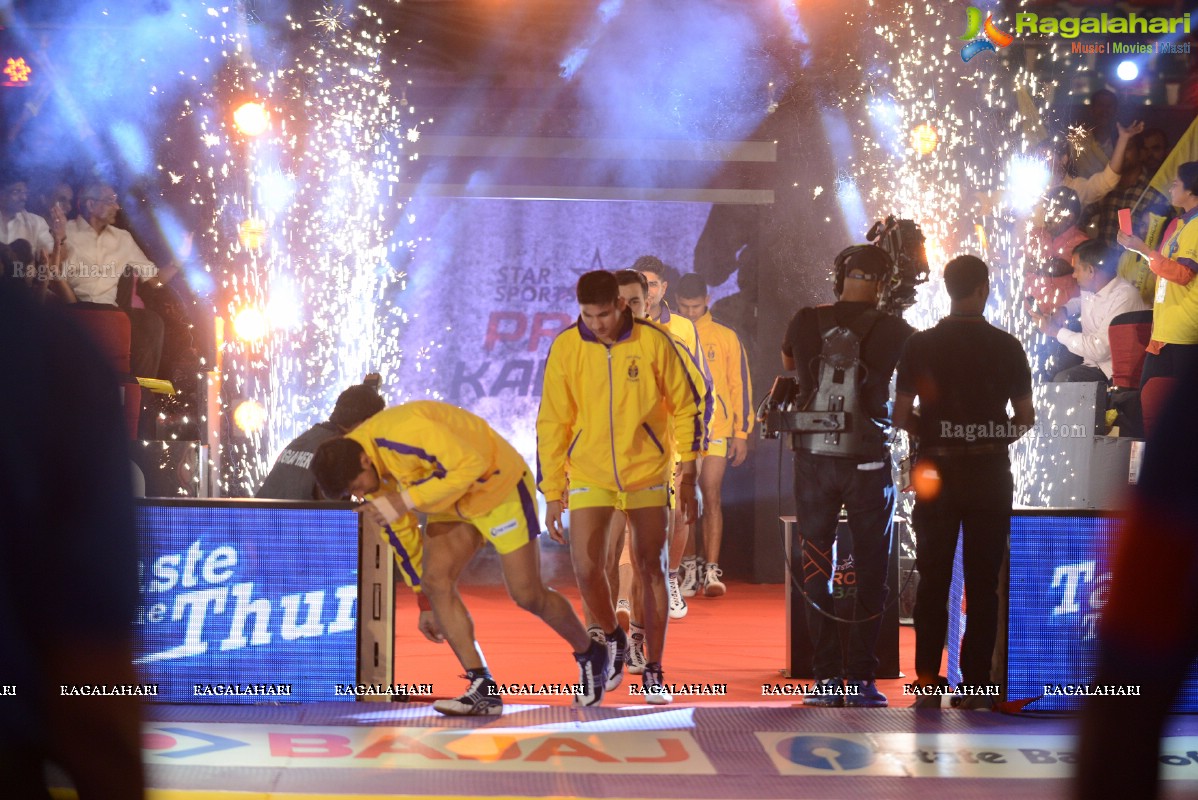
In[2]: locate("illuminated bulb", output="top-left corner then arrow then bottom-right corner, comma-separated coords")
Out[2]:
1115,60 -> 1138,82
232,307 -> 268,342
910,123 -> 939,155
233,101 -> 270,136
233,399 -> 267,435
239,218 -> 267,249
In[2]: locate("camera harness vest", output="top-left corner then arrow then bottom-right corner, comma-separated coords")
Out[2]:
798,305 -> 888,460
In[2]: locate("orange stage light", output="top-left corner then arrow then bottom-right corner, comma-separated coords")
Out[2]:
232,306 -> 268,343
233,101 -> 270,137
233,399 -> 267,435
910,123 -> 939,156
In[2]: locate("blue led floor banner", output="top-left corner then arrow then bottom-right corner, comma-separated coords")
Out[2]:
134,500 -> 360,703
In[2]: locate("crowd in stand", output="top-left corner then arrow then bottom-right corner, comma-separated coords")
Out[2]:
0,169 -> 201,437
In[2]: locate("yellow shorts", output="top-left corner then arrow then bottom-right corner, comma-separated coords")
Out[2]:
569,481 -> 669,512
426,472 -> 540,555
702,437 -> 727,458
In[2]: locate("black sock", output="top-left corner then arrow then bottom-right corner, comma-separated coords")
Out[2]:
465,667 -> 492,681
606,626 -> 627,647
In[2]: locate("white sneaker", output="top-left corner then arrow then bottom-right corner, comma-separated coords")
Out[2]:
702,562 -> 726,597
433,674 -> 503,716
616,599 -> 631,630
627,629 -> 647,675
642,663 -> 673,705
679,557 -> 700,597
668,573 -> 688,619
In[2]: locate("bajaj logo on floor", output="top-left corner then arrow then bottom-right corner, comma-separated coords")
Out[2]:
960,7 -> 1014,62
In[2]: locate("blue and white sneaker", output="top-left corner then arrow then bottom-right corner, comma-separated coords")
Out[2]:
433,674 -> 503,716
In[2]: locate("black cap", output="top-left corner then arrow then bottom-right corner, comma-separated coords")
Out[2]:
329,384 -> 384,429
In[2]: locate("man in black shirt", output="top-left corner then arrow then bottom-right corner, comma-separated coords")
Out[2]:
893,254 -> 1035,705
781,244 -> 914,707
257,381 -> 385,499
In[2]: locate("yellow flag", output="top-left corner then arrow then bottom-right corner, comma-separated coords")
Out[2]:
1122,115 -> 1198,303
1146,114 -> 1198,201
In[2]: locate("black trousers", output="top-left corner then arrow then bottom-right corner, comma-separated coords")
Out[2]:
1051,363 -> 1108,384
793,450 -> 894,681
911,453 -> 1012,686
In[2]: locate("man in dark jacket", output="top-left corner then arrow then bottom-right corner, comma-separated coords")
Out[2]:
256,380 -> 384,499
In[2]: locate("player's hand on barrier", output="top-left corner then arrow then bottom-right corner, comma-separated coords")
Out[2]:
417,610 -> 446,643
357,492 -> 407,527
545,500 -> 566,544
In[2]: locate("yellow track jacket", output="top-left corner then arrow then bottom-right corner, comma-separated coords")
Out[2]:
347,401 -> 529,593
537,311 -> 706,502
348,401 -> 527,518
691,310 -> 753,441
654,304 -> 714,449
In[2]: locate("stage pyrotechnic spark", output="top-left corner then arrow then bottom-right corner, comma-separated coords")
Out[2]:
170,2 -> 428,495
851,0 -> 1087,509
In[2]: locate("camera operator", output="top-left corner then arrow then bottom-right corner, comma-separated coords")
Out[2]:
893,255 -> 1034,708
780,244 -> 914,707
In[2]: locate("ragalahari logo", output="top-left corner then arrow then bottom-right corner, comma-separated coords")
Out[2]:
960,7 -> 1014,62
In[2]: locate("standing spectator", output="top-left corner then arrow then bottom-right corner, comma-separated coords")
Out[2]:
1083,134 -> 1167,244
1039,120 -> 1144,210
894,255 -> 1035,707
1140,128 -> 1169,182
1118,161 -> 1198,435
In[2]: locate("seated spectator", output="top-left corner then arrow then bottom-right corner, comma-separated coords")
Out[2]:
1026,189 -> 1085,324
1,238 -> 75,304
1031,240 -> 1148,384
62,181 -> 169,379
257,380 -> 385,500
0,168 -> 61,264
30,178 -> 75,223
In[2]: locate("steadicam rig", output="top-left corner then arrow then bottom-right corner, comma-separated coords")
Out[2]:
866,215 -> 929,316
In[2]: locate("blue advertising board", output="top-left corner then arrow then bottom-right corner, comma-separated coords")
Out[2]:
949,511 -> 1198,712
133,500 -> 360,703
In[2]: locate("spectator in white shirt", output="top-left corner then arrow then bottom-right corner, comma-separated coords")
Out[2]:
62,182 -> 167,379
1032,239 -> 1148,384
0,170 -> 60,263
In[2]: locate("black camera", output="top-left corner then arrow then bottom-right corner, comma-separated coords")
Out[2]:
866,215 -> 929,315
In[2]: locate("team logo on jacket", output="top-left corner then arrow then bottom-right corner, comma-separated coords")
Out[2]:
706,345 -> 717,362
626,356 -> 641,382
